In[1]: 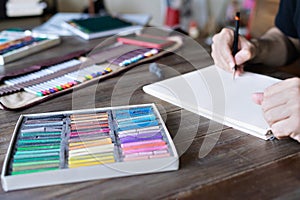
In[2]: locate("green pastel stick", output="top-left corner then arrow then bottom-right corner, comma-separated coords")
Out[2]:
18,138 -> 61,145
14,152 -> 60,159
21,131 -> 61,137
19,135 -> 62,141
12,163 -> 60,171
15,148 -> 60,155
20,134 -> 61,140
12,160 -> 60,167
17,143 -> 62,148
17,145 -> 61,151
17,144 -> 61,148
11,167 -> 59,175
13,155 -> 60,163
18,138 -> 61,144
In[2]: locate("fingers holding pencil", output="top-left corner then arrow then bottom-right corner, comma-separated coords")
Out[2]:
233,36 -> 256,74
211,28 -> 236,72
211,21 -> 256,76
211,30 -> 255,75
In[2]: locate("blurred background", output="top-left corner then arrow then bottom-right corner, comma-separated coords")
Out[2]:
0,0 -> 279,39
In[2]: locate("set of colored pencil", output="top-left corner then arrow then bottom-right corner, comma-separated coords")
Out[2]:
0,36 -> 46,55
1,58 -> 113,97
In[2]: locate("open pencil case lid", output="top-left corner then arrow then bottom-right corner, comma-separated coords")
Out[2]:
0,35 -> 183,111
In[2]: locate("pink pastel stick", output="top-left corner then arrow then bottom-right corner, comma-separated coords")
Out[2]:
70,129 -> 110,137
153,149 -> 169,155
123,152 -> 170,162
122,145 -> 168,155
149,153 -> 170,159
137,151 -> 154,156
120,139 -> 165,148
123,155 -> 149,161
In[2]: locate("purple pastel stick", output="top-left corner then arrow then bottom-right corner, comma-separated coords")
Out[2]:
120,133 -> 163,143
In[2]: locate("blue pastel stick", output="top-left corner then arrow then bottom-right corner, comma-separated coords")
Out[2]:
21,127 -> 62,133
116,115 -> 156,125
117,120 -> 159,131
115,107 -> 153,119
117,107 -> 152,114
23,121 -> 64,127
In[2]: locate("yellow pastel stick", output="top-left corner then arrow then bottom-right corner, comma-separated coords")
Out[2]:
69,144 -> 114,156
68,152 -> 115,161
68,135 -> 110,142
68,159 -> 115,168
69,142 -> 113,151
69,138 -> 112,147
69,156 -> 115,164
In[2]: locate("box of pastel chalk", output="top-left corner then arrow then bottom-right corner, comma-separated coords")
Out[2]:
1,104 -> 179,191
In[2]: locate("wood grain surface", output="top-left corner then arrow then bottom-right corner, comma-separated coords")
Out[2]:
0,31 -> 299,200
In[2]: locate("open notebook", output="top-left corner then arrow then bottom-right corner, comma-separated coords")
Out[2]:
143,65 -> 281,140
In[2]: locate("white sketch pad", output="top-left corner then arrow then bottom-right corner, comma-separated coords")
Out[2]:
143,65 -> 281,140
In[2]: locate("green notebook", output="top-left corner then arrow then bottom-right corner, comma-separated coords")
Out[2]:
62,15 -> 142,40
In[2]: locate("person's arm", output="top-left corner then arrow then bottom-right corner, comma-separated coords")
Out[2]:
250,27 -> 300,67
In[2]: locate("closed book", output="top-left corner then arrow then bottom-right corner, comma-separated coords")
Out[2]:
62,15 -> 142,40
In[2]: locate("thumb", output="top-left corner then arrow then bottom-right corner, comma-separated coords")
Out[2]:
252,92 -> 264,105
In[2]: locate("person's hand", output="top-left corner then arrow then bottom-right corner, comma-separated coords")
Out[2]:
252,78 -> 300,142
211,28 -> 256,76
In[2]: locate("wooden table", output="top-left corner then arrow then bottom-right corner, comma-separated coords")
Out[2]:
0,33 -> 300,199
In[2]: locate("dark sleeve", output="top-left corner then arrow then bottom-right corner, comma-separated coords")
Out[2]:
275,0 -> 298,38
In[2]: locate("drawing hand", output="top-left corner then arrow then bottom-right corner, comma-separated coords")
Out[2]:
211,28 -> 255,76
